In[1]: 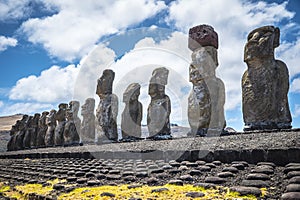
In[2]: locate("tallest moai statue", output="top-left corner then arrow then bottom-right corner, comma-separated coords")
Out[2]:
188,25 -> 226,136
242,26 -> 292,131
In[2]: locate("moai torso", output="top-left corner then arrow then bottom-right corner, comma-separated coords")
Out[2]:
15,115 -> 28,150
45,110 -> 56,146
7,122 -> 19,151
121,83 -> 142,140
188,25 -> 225,135
64,102 -> 80,145
96,69 -> 118,142
54,103 -> 68,146
188,64 -> 211,136
36,111 -> 49,147
242,26 -> 292,130
30,113 -> 40,148
81,98 -> 96,143
147,67 -> 171,140
23,116 -> 33,149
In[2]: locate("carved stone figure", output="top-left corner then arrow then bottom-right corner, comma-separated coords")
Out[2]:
81,98 -> 96,143
29,113 -> 40,148
121,83 -> 143,140
96,69 -> 118,142
36,111 -> 49,148
64,106 -> 80,146
45,109 -> 56,146
7,122 -> 19,151
54,103 -> 68,146
188,64 -> 211,136
15,115 -> 28,150
188,24 -> 226,135
69,101 -> 81,135
23,116 -> 33,149
242,26 -> 292,130
147,67 -> 171,140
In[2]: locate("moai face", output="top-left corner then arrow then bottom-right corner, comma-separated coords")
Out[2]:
96,69 -> 115,97
189,64 -> 204,85
69,101 -> 80,115
123,83 -> 141,103
81,98 -> 95,116
244,26 -> 279,62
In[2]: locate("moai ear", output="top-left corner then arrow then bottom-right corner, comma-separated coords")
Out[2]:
273,27 -> 280,48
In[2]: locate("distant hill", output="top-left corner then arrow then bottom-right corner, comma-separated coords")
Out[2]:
0,114 -> 23,131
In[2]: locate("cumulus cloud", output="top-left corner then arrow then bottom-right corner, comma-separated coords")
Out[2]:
0,102 -> 53,116
20,0 -> 167,61
0,36 -> 17,52
0,0 -> 31,21
166,0 -> 298,111
9,65 -> 79,103
292,104 -> 300,118
290,78 -> 300,93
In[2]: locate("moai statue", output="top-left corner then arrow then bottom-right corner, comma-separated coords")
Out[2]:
69,101 -> 81,135
188,24 -> 226,135
64,105 -> 80,146
54,103 -> 68,146
45,109 -> 56,146
188,65 -> 211,136
30,113 -> 40,148
23,116 -> 33,149
147,67 -> 171,140
96,69 -> 118,142
36,111 -> 49,148
15,115 -> 29,150
7,123 -> 19,151
81,98 -> 96,144
242,26 -> 292,131
121,83 -> 143,141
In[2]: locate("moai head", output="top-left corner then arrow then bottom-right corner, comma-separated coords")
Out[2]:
47,109 -> 57,123
81,98 -> 95,116
33,113 -> 40,126
123,83 -> 141,103
244,25 -> 280,63
69,101 -> 80,115
188,24 -> 219,51
39,111 -> 49,125
41,111 -> 49,118
189,64 -> 205,85
96,69 -> 115,97
149,67 -> 169,98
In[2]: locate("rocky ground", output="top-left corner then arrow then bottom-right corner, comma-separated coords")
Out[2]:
0,158 -> 299,199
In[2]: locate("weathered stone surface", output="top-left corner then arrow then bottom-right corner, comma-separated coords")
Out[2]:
147,67 -> 171,139
204,176 -> 226,184
45,110 -> 56,147
286,184 -> 300,192
188,64 -> 211,136
188,24 -> 218,50
241,179 -> 269,188
64,101 -> 80,145
188,25 -> 226,135
81,98 -> 96,143
230,186 -> 261,197
96,69 -> 118,141
121,83 -> 143,140
54,103 -> 68,146
186,192 -> 205,198
36,111 -> 49,148
281,192 -> 300,200
242,26 -> 292,131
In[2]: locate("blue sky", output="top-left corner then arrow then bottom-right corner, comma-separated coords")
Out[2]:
0,0 -> 299,131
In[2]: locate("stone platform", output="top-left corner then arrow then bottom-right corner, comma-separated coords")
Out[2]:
0,129 -> 299,199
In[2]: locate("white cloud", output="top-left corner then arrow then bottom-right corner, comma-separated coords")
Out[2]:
293,104 -> 300,118
0,101 -> 3,108
290,78 -> 300,93
0,102 -> 53,116
9,65 -> 80,103
0,36 -> 17,52
166,0 -> 298,111
277,38 -> 300,78
20,0 -> 167,61
0,0 -> 31,21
